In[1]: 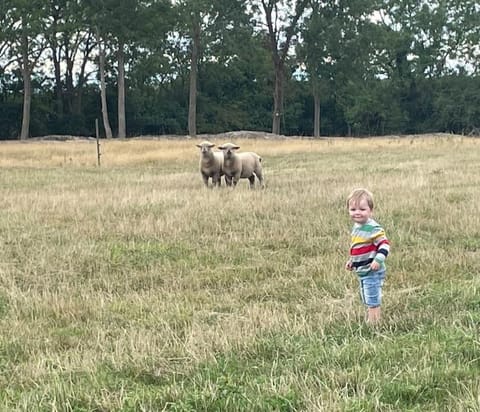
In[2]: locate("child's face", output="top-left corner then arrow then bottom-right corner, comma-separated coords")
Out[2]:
348,197 -> 372,224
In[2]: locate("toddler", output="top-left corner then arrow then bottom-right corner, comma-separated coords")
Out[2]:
345,188 -> 390,324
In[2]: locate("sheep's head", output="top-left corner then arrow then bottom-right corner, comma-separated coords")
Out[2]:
218,143 -> 240,160
196,141 -> 215,155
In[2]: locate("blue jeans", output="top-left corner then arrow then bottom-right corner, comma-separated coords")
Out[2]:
358,270 -> 386,308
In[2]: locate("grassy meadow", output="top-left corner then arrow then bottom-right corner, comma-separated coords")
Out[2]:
0,135 -> 479,411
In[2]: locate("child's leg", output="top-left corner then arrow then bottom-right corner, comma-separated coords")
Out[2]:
359,271 -> 385,324
367,306 -> 381,324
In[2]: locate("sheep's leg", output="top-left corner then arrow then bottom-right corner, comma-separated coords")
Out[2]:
232,173 -> 241,187
213,173 -> 221,187
254,169 -> 264,189
257,173 -> 264,189
224,175 -> 233,186
201,173 -> 210,187
248,175 -> 255,188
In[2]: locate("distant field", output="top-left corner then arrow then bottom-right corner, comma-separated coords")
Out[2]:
0,135 -> 479,411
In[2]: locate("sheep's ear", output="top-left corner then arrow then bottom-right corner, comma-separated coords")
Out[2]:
208,143 -> 215,148
218,145 -> 225,150
233,146 -> 240,150
196,144 -> 201,148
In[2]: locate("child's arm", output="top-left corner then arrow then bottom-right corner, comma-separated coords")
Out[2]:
372,227 -> 390,269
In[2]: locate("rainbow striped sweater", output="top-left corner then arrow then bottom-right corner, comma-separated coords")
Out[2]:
349,218 -> 390,276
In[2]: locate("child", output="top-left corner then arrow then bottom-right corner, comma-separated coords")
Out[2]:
345,188 -> 390,324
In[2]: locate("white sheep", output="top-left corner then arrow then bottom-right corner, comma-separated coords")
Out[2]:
196,141 -> 225,187
218,142 -> 264,189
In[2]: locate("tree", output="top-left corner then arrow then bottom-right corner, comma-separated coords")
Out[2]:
45,0 -> 97,133
298,0 -> 384,136
84,0 -> 171,138
251,0 -> 309,135
1,0 -> 479,138
377,0 -> 480,78
372,0 -> 480,133
96,27 -> 113,138
1,0 -> 49,139
174,0 -> 251,136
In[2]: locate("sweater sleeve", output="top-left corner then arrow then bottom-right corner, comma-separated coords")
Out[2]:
372,227 -> 390,264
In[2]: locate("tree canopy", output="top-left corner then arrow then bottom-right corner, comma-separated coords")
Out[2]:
0,0 -> 478,139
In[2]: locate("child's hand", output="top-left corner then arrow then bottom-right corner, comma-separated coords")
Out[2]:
370,260 -> 380,271
345,261 -> 353,271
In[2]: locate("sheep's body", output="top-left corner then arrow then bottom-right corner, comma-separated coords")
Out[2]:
218,143 -> 264,188
196,141 -> 224,187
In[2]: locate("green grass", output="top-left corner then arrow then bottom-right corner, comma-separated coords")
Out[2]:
0,136 -> 479,411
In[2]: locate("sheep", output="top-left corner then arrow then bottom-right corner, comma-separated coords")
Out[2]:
196,141 -> 225,188
217,142 -> 264,189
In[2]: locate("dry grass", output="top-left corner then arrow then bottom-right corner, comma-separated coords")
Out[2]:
0,134 -> 454,167
0,134 -> 479,411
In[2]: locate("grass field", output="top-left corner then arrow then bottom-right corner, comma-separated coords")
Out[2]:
0,135 -> 479,411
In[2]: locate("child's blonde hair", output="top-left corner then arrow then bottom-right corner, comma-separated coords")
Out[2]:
347,188 -> 374,209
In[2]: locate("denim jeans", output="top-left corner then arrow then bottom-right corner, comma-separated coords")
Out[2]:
358,270 -> 386,308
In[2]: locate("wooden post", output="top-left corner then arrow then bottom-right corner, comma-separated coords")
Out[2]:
95,118 -> 101,167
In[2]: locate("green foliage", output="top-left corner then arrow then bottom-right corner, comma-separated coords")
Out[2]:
0,0 -> 479,137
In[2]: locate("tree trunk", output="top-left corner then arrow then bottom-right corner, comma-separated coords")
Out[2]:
72,33 -> 94,116
188,20 -> 200,137
20,33 -> 31,140
313,92 -> 320,137
52,48 -> 63,115
117,40 -> 126,138
97,29 -> 112,138
50,19 -> 63,116
20,68 -> 32,140
64,41 -> 74,114
261,0 -> 308,136
272,59 -> 284,135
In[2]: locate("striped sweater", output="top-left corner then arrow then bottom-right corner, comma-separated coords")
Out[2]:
349,218 -> 390,276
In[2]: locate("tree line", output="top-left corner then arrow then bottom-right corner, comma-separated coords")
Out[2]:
0,0 -> 479,140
